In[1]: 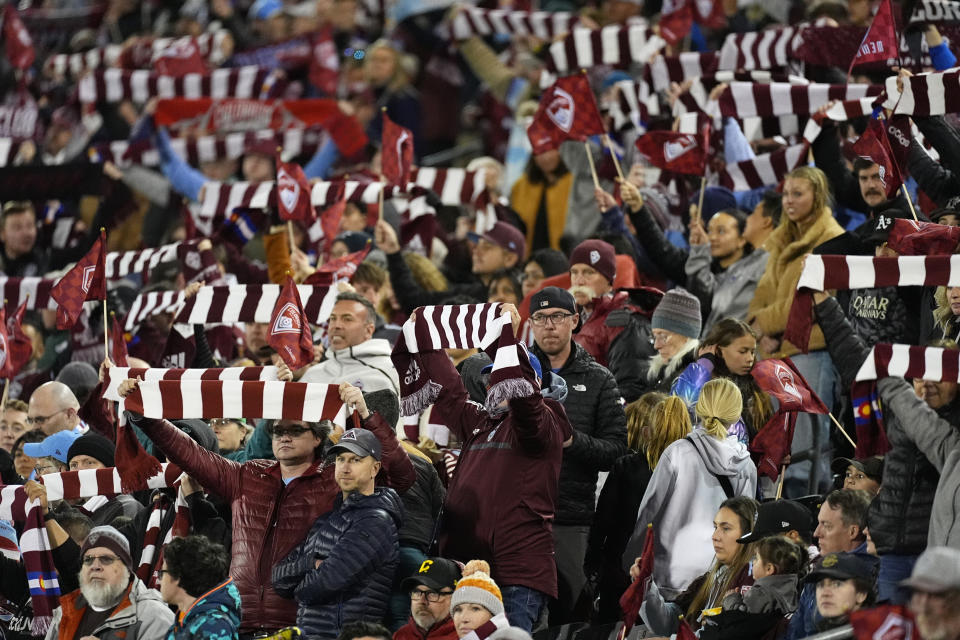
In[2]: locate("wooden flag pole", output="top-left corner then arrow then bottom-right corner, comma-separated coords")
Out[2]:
604,134 -> 625,182
694,175 -> 707,226
776,464 -> 788,499
103,298 -> 109,362
901,186 -> 920,223
828,412 -> 857,449
585,142 -> 601,189
287,221 -> 296,254
378,175 -> 385,224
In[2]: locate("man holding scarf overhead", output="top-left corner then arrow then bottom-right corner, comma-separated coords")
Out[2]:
391,302 -> 573,632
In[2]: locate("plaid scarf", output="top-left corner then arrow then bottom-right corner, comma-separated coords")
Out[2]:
0,486 -> 60,636
391,303 -> 536,416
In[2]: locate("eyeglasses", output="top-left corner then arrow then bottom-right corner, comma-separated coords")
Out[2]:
34,464 -> 60,475
82,554 -> 119,567
26,408 -> 67,427
410,590 -> 454,602
271,425 -> 312,439
157,569 -> 170,579
530,312 -> 574,327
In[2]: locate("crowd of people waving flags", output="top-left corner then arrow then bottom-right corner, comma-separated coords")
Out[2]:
7,0 -> 960,638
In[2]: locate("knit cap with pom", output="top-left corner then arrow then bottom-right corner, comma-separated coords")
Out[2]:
450,560 -> 504,617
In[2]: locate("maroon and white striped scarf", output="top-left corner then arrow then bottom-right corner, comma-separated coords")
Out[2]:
123,290 -> 185,331
716,82 -> 883,119
173,283 -> 334,324
0,486 -> 59,636
0,277 -> 57,314
607,78 -> 661,133
120,379 -> 346,423
644,52 -> 719,92
785,255 -> 960,352
103,365 -> 279,401
717,26 -> 802,70
78,66 -> 286,105
856,343 -> 960,382
391,303 -> 537,416
879,67 -> 960,116
88,129 -> 325,168
444,7 -> 577,41
544,24 -> 665,75
0,138 -> 29,167
137,489 -> 189,588
104,242 -> 183,280
719,143 -> 808,191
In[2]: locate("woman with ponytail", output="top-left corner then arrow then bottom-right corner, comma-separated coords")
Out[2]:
622,379 -> 758,602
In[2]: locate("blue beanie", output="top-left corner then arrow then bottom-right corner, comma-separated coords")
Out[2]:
691,186 -> 737,222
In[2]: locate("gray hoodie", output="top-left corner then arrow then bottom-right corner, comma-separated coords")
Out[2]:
723,573 -> 799,614
622,428 -> 757,599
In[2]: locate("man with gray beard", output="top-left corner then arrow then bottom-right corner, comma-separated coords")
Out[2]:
567,239 -> 660,403
45,526 -> 173,640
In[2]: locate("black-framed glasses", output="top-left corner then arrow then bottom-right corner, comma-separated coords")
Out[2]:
530,312 -> 574,327
271,425 -> 312,439
157,569 -> 170,579
82,554 -> 118,567
410,589 -> 454,602
26,408 -> 67,427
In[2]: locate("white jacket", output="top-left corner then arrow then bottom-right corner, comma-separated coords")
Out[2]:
622,428 -> 757,599
300,339 -> 400,395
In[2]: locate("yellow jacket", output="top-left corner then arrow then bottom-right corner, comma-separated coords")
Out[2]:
510,172 -> 573,252
748,209 -> 844,357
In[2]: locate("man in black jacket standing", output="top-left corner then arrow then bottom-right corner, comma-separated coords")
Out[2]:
529,286 -> 627,623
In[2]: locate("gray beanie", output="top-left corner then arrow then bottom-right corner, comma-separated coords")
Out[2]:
55,362 -> 99,405
651,288 -> 702,339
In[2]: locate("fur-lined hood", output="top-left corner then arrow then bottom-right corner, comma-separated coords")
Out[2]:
646,338 -> 700,383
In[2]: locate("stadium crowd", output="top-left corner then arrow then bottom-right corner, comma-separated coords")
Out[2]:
4,0 -> 960,639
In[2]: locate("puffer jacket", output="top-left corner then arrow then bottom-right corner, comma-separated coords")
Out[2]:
685,245 -> 769,337
399,453 -> 445,552
533,341 -> 626,525
816,297 -> 946,554
272,488 -> 403,639
300,339 -> 400,396
128,411 -> 414,635
165,579 -> 241,640
47,577 -> 174,640
574,289 -> 662,403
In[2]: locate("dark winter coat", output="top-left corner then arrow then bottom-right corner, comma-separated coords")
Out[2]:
272,488 -> 403,640
399,453 -> 445,552
573,289 -> 661,403
165,579 -> 241,640
846,286 -> 921,347
907,116 -> 960,206
128,411 -> 414,634
431,351 -> 573,598
533,341 -> 626,526
817,297 -> 949,555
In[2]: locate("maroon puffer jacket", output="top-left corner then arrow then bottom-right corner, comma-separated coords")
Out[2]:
130,412 -> 415,634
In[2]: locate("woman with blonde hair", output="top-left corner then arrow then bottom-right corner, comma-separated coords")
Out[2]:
747,165 -> 844,494
622,379 -> 757,601
364,39 -> 421,159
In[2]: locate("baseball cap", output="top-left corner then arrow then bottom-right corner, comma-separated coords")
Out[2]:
530,286 -> 576,315
831,456 -> 884,483
737,499 -> 814,544
329,428 -> 382,461
467,221 -> 526,262
400,557 -> 462,592
868,211 -> 899,244
805,552 -> 876,584
248,0 -> 283,20
900,547 -> 960,593
24,430 -> 83,464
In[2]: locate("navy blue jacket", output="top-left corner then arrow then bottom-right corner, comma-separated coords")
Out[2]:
272,487 -> 403,639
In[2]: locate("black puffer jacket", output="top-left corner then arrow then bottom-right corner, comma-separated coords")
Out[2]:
272,487 -> 403,639
817,297 -> 948,555
533,341 -> 627,525
399,453 -> 445,552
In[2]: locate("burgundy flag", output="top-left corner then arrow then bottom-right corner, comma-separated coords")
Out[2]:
319,200 -> 345,255
659,2 -> 694,46
2,3 -> 35,72
851,380 -> 890,457
677,618 -> 698,640
887,218 -> 960,255
850,605 -> 921,640
635,129 -> 709,176
6,301 -> 33,376
528,75 -> 606,153
314,243 -> 371,281
851,118 -> 902,199
884,115 -> 913,170
752,358 -> 829,414
619,525 -> 654,635
276,157 -> 315,222
400,215 -> 438,257
111,315 -> 129,367
381,111 -> 414,187
51,230 -> 107,330
267,276 -> 314,370
750,412 -> 799,480
849,0 -> 898,75
153,38 -> 208,76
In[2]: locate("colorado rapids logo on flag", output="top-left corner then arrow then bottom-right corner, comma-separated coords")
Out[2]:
81,265 -> 97,294
272,302 -> 303,335
546,88 -> 574,132
267,276 -> 315,369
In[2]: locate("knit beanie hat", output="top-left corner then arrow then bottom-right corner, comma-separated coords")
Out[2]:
569,239 -> 616,284
651,288 -> 702,339
67,433 -> 116,468
80,526 -> 134,573
451,560 -> 504,617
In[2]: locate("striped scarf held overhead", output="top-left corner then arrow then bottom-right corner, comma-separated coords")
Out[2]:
856,343 -> 960,382
104,365 -> 280,401
391,303 -> 537,416
785,255 -> 960,352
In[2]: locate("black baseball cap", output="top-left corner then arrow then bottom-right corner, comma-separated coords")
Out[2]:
400,557 -> 462,592
806,552 -> 876,583
738,499 -> 814,544
530,286 -> 577,315
328,428 -> 382,461
832,456 -> 884,483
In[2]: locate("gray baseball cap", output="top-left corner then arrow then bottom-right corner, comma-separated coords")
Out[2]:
900,547 -> 960,593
